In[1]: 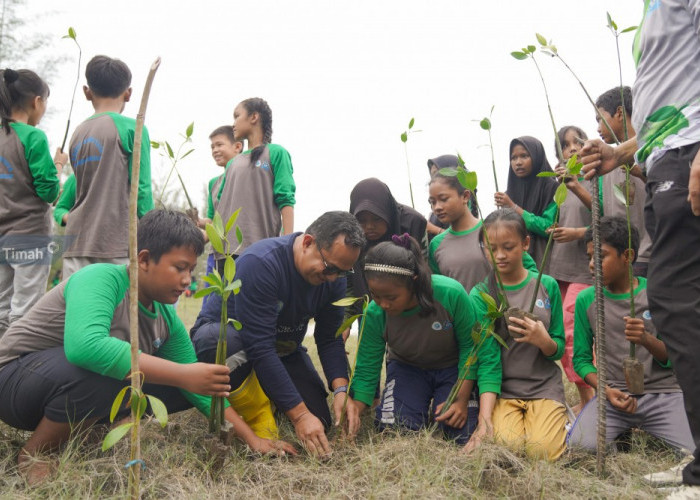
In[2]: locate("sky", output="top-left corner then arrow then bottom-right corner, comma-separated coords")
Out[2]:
28,0 -> 642,231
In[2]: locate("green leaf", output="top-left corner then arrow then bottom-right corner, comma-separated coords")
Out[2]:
400,132 -> 408,143
235,226 -> 243,245
225,208 -> 240,235
335,314 -> 363,338
479,118 -> 491,130
462,171 -> 478,192
535,33 -> 547,46
536,171 -> 558,177
606,11 -> 613,28
146,395 -> 168,427
511,51 -> 528,60
470,324 -> 482,345
612,183 -> 628,205
456,153 -> 466,168
333,296 -> 364,307
479,291 -> 498,313
186,122 -> 194,139
212,212 -> 224,236
554,182 -> 568,206
165,141 -> 174,159
621,26 -> 638,34
136,394 -> 148,419
150,140 -> 160,149
527,45 -> 536,53
180,149 -> 195,160
201,273 -> 222,288
408,117 -> 415,129
438,167 -> 458,177
487,326 -> 510,349
228,318 -> 243,330
206,224 -> 225,254
102,422 -> 133,451
230,278 -> 242,294
194,287 -> 217,298
110,386 -> 130,423
224,255 -> 236,283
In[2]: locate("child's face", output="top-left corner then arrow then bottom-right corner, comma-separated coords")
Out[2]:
561,129 -> 583,161
484,224 -> 529,279
510,144 -> 533,177
596,107 -> 622,145
586,241 -> 630,288
367,277 -> 417,316
139,245 -> 198,305
428,179 -> 469,226
210,134 -> 241,167
356,211 -> 389,241
232,103 -> 254,142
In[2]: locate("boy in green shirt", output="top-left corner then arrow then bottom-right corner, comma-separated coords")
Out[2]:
0,210 -> 295,484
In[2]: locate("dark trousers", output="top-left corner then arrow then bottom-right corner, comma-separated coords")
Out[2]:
645,141 -> 700,485
192,321 -> 332,428
0,347 -> 191,431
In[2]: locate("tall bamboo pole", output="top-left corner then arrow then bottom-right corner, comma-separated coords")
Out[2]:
127,57 -> 161,500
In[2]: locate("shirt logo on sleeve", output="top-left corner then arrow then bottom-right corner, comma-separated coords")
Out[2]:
535,298 -> 551,310
643,310 -> 652,320
0,156 -> 13,179
431,321 -> 453,331
255,160 -> 271,171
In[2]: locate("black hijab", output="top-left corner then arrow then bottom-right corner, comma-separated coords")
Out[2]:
505,136 -> 558,216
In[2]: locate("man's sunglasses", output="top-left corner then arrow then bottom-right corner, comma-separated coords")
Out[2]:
317,243 -> 354,277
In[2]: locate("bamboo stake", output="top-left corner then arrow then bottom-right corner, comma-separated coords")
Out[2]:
127,57 -> 161,500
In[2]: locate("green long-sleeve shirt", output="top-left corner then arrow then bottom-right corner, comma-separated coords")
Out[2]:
53,174 -> 76,226
350,274 -> 501,407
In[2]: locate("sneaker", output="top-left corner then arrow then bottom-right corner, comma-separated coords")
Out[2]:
664,484 -> 700,499
644,456 -> 694,487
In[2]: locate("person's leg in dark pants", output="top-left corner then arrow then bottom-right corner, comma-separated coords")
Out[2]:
645,142 -> 700,485
375,360 -> 432,432
280,348 -> 332,428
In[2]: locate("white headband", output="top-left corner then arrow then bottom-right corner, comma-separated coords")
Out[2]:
364,263 -> 414,276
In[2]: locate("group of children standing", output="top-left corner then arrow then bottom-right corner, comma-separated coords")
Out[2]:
0,53 -> 692,473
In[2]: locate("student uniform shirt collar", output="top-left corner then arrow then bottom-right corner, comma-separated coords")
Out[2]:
603,276 -> 647,300
447,219 -> 482,237
502,269 -> 537,291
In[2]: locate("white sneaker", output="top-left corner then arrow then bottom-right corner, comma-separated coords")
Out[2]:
644,457 -> 694,487
664,484 -> 700,500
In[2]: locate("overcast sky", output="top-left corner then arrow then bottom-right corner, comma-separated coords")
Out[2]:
31,0 -> 641,230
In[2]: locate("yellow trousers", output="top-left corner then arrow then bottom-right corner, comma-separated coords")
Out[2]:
228,371 -> 278,440
492,398 -> 568,461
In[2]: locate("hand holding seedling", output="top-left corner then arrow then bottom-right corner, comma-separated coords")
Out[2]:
605,386 -> 637,413
507,315 -> 557,356
332,390 -> 349,427
434,395 -> 469,429
345,398 -> 366,439
689,150 -> 700,216
580,138 -> 637,180
494,192 -> 516,211
292,410 -> 332,457
53,148 -> 68,176
179,362 -> 232,397
550,226 -> 585,243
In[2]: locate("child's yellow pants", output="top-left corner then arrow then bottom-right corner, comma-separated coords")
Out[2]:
228,370 -> 278,440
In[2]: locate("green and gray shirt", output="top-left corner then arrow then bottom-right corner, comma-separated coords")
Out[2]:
521,201 -> 557,274
573,277 -> 680,394
350,274 -> 502,407
0,264 -> 217,416
471,271 -> 566,403
53,174 -> 75,227
65,112 -> 153,259
0,122 -> 59,237
215,144 -> 295,256
632,0 -> 700,173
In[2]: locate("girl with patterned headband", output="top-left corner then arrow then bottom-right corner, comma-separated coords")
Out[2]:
344,234 -> 500,451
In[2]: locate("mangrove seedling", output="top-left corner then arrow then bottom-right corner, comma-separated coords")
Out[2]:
152,122 -> 196,211
60,27 -> 81,152
333,294 -> 370,432
400,117 -> 418,208
477,106 -> 500,193
193,210 -> 244,437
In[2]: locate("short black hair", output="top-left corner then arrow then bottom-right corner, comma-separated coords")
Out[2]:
306,211 -> 366,250
584,216 -> 639,263
85,55 -> 132,98
209,125 -> 238,144
138,210 -> 204,262
596,86 -> 633,117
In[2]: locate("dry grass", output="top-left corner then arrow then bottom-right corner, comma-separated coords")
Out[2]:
0,296 -> 681,499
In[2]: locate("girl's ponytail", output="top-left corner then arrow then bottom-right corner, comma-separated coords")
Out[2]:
363,233 -> 436,317
240,97 -> 273,165
0,68 -> 49,134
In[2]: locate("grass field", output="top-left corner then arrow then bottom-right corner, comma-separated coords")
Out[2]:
0,296 -> 682,499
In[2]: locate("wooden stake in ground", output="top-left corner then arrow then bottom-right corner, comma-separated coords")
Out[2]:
127,57 -> 161,500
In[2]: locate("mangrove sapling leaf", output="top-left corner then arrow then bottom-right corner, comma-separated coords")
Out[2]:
479,118 -> 491,130
155,124 -> 197,210
206,225 -> 225,255
225,209 -> 241,235
110,386 -> 130,423
201,272 -> 223,289
228,318 -> 243,330
333,296 -> 366,307
400,117 -> 417,208
511,51 -> 528,60
60,27 -> 82,152
194,286 -> 217,298
137,394 -> 148,420
165,141 -> 174,159
612,184 -> 628,206
479,291 -> 498,314
408,117 -> 415,129
212,212 -> 224,237
102,423 -> 134,452
537,172 -> 559,177
224,256 -> 236,283
335,314 -> 363,338
477,106 -> 500,193
146,395 -> 169,428
621,26 -> 638,34
235,226 -> 244,246
554,182 -> 568,206
536,33 -> 547,46
150,140 -> 160,149
186,121 -> 194,139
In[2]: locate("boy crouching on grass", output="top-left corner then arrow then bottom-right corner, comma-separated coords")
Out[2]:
567,216 -> 693,454
0,210 -> 295,484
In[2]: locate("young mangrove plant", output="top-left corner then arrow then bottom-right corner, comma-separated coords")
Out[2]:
400,117 -> 418,208
60,27 -> 81,152
478,106 -> 500,193
152,122 -> 196,211
193,210 -> 243,436
333,294 -> 370,431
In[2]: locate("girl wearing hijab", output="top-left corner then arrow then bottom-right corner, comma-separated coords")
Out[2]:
341,178 -> 428,338
494,136 -> 558,272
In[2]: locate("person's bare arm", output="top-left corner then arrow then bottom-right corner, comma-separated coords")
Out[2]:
281,206 -> 294,235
